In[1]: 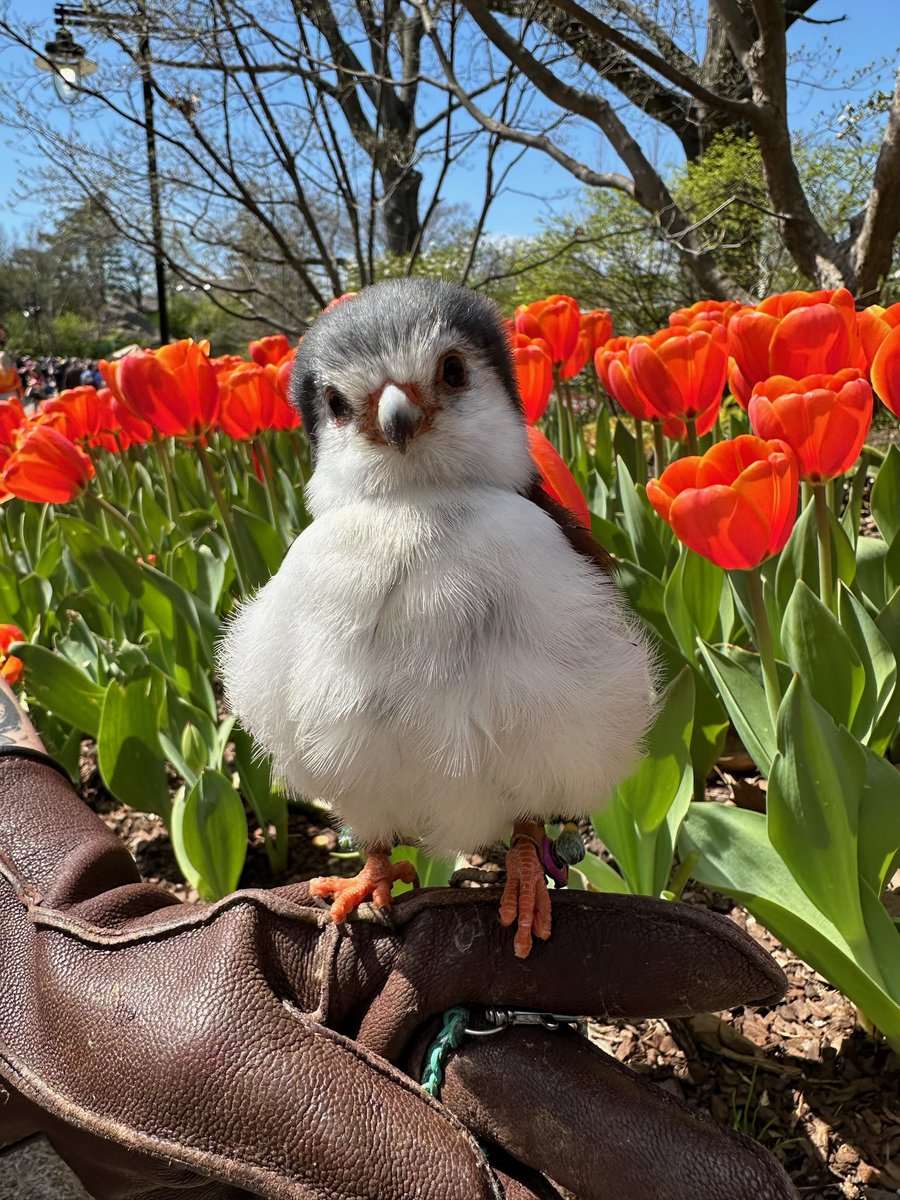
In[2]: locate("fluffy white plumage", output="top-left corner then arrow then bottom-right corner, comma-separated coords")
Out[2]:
220,281 -> 655,858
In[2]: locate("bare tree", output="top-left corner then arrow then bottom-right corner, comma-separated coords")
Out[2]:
416,0 -> 900,302
0,0 -> 524,330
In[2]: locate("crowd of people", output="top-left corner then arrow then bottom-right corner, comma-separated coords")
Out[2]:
0,352 -> 105,405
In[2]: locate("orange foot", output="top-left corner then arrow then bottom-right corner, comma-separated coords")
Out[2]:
499,821 -> 552,958
309,845 -> 416,923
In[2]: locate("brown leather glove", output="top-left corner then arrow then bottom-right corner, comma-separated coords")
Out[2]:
0,750 -> 797,1200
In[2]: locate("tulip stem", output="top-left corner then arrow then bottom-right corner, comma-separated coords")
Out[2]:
652,420 -> 668,476
194,439 -> 247,594
634,419 -> 646,485
153,439 -> 179,520
87,490 -> 150,560
685,417 -> 699,456
554,375 -> 571,464
745,566 -> 781,729
813,483 -> 834,611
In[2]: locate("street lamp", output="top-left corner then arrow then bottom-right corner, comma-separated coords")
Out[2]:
35,3 -> 170,344
34,26 -> 97,104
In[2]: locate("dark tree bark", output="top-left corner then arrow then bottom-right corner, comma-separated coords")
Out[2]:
429,0 -> 900,301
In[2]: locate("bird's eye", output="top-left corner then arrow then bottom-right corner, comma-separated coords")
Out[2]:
439,353 -> 467,390
324,386 -> 352,424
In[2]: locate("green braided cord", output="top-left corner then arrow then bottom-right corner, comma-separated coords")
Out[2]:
420,1006 -> 470,1097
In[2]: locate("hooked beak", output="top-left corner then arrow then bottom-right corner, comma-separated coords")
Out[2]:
376,383 -> 424,453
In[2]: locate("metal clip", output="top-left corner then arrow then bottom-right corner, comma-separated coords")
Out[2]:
464,1007 -> 586,1036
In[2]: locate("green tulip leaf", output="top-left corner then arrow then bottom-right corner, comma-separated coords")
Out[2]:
97,673 -> 171,820
13,642 -> 106,738
782,580 -> 865,730
391,844 -> 456,893
593,667 -> 694,895
871,443 -> 900,545
699,643 -> 775,776
856,536 -> 889,612
172,768 -> 248,901
680,803 -> 900,1054
616,457 -> 670,577
767,676 -> 868,949
837,583 -> 897,745
573,850 -> 631,894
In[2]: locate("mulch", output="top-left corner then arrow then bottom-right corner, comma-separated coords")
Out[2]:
76,746 -> 900,1200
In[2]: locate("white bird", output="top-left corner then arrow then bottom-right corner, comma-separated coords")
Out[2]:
220,280 -> 655,956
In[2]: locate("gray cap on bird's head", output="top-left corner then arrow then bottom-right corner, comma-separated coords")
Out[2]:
291,279 -> 521,462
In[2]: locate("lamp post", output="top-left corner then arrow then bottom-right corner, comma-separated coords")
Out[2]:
35,3 -> 170,345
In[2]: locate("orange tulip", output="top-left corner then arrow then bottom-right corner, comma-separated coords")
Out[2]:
872,324 -> 900,419
727,288 -> 865,408
2,424 -> 95,503
515,295 -> 580,366
218,365 -> 278,439
511,334 -> 554,423
628,324 -> 728,427
118,340 -> 219,439
526,425 -> 591,529
858,303 -> 900,373
249,334 -> 291,367
647,435 -> 798,571
595,337 -> 659,423
0,623 -> 24,685
748,368 -> 873,484
669,299 -> 745,329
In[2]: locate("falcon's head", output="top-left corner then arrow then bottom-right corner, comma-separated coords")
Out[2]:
291,280 -> 533,510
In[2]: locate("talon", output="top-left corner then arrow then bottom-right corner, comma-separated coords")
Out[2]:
499,821 -> 552,958
309,846 -> 414,923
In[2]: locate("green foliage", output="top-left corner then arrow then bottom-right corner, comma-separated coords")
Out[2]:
1,428 -> 306,900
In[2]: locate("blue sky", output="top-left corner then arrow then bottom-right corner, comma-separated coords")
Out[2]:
0,0 -> 897,245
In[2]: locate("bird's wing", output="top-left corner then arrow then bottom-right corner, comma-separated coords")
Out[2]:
522,476 -> 614,575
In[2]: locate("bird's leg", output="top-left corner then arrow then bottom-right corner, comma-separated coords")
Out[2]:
309,843 -> 416,923
499,819 -> 552,959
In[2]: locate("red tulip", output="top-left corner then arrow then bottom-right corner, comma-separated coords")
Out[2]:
628,324 -> 728,426
526,425 -> 591,529
748,368 -> 872,484
595,337 -> 659,423
669,299 -> 745,329
871,324 -> 900,419
0,623 -> 24,685
858,303 -> 900,373
2,424 -> 95,503
647,435 -> 798,570
0,363 -> 21,401
0,397 -> 25,447
559,328 -> 592,382
118,340 -> 219,440
264,356 -> 301,430
217,365 -> 278,439
211,354 -> 249,376
511,334 -> 554,423
579,309 -> 613,354
41,386 -> 106,444
110,395 -> 153,448
727,288 -> 865,408
323,292 -> 358,314
249,334 -> 292,367
515,295 -> 580,365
